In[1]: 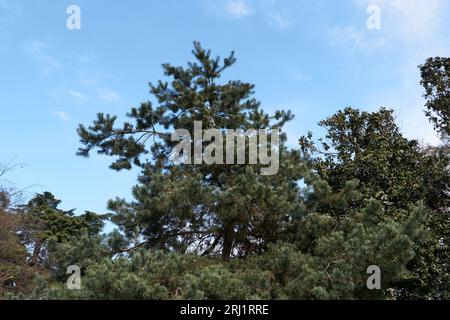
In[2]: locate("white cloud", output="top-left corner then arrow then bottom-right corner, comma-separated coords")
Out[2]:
355,0 -> 447,44
49,89 -> 89,104
266,11 -> 291,30
286,70 -> 311,82
335,0 -> 450,145
327,26 -> 385,52
23,40 -> 63,74
53,111 -> 71,122
260,0 -> 293,31
79,76 -> 120,103
328,0 -> 449,53
363,77 -> 442,146
64,89 -> 89,102
399,106 -> 441,146
225,0 -> 252,18
65,54 -> 95,64
98,87 -> 120,102
210,0 -> 292,30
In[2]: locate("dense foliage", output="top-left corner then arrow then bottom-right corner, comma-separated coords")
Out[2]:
1,45 -> 448,300
420,57 -> 450,141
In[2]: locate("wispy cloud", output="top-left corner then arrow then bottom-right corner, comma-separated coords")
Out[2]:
285,70 -> 311,82
50,89 -> 89,104
330,0 -> 450,145
329,0 -> 449,52
64,89 -> 89,102
261,0 -> 292,31
355,0 -> 447,45
97,87 -> 120,102
80,77 -> 120,103
266,11 -> 291,30
225,0 -> 252,19
327,26 -> 385,52
53,111 -> 71,122
23,40 -> 64,74
65,53 -> 95,64
206,0 -> 292,31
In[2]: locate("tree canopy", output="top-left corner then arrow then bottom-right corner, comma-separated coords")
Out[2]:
420,57 -> 450,142
1,44 -> 449,300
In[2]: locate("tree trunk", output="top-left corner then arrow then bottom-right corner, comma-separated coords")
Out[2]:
221,226 -> 234,260
31,239 -> 42,265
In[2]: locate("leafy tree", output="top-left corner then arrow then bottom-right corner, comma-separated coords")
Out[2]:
7,48 -> 447,301
299,107 -> 448,212
420,57 -> 450,142
299,107 -> 450,299
0,163 -> 37,296
0,204 -> 32,295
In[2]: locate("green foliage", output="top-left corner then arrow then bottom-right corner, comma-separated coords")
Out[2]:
23,197 -> 425,300
2,48 -> 449,300
183,264 -> 250,300
23,192 -> 107,242
78,42 -> 304,260
18,192 -> 108,266
420,57 -> 450,140
299,107 -> 450,299
244,201 -> 427,300
299,107 -> 446,211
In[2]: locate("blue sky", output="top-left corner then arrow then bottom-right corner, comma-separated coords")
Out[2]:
1,0 -> 449,218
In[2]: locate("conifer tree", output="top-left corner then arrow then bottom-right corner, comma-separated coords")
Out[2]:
77,42 -> 305,259
19,192 -> 107,266
10,47 -> 444,301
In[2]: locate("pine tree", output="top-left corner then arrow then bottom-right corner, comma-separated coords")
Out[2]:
8,47 -> 445,301
77,42 -> 305,259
